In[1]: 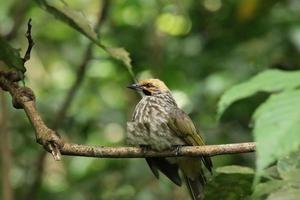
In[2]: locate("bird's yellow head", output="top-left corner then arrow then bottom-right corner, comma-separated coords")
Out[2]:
127,79 -> 170,96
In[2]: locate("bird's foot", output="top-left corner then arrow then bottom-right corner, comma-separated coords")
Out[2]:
140,145 -> 151,154
172,145 -> 183,156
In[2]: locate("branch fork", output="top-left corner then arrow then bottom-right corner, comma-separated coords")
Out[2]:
0,74 -> 62,160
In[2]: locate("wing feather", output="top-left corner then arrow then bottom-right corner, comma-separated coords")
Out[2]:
168,109 -> 213,172
168,109 -> 205,146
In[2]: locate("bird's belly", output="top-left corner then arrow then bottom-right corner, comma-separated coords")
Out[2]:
126,120 -> 185,151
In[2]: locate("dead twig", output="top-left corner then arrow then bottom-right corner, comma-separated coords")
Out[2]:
22,18 -> 34,64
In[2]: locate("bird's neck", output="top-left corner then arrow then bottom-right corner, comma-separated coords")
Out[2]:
143,92 -> 177,107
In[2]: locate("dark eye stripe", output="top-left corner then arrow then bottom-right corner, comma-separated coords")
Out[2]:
144,83 -> 154,87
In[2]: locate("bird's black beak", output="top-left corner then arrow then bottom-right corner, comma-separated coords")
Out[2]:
127,83 -> 141,90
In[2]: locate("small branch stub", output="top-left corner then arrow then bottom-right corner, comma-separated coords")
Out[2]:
0,74 -> 62,161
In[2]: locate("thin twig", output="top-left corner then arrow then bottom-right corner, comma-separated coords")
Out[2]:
22,18 -> 34,64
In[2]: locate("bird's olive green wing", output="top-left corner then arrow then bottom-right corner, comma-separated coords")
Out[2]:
168,108 -> 213,172
168,109 -> 205,146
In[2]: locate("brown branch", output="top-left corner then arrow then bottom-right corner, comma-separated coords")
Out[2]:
60,142 -> 255,158
0,75 -> 62,160
0,73 -> 255,160
24,2 -> 110,199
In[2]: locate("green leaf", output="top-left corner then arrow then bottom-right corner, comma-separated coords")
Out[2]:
106,47 -> 132,68
252,180 -> 285,200
277,151 -> 300,182
0,36 -> 26,73
216,165 -> 254,174
35,0 -> 99,45
253,152 -> 300,199
106,47 -> 136,81
260,165 -> 281,180
267,188 -> 300,200
217,70 -> 300,118
35,0 -> 134,79
253,90 -> 300,174
205,167 -> 253,200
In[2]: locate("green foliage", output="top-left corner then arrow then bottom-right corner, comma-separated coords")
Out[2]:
252,152 -> 300,200
215,165 -> 254,174
252,180 -> 285,200
0,36 -> 26,73
35,0 -> 134,79
106,47 -> 135,81
34,0 -> 98,44
218,69 -> 300,173
277,151 -> 300,183
218,70 -> 300,118
2,0 -> 300,199
218,69 -> 300,198
205,165 -> 254,200
267,188 -> 300,200
254,90 -> 300,173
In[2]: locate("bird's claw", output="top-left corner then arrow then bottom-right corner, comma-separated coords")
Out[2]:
140,145 -> 151,154
173,145 -> 182,156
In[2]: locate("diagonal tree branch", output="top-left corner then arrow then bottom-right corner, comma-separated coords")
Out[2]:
24,2 -> 110,199
0,73 -> 256,160
0,75 -> 62,160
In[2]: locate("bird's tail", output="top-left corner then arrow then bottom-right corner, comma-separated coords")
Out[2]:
184,174 -> 206,200
178,158 -> 207,200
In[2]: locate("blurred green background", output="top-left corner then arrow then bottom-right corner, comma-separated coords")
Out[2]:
1,0 -> 300,199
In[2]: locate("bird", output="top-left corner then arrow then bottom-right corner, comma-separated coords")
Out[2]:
126,78 -> 212,200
